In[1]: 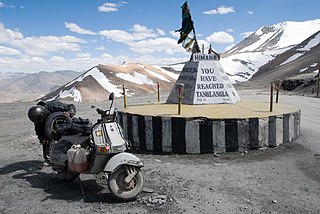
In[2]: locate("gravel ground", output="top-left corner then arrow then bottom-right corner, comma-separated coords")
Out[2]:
0,90 -> 320,214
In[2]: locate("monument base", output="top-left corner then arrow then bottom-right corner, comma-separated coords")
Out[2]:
118,100 -> 300,154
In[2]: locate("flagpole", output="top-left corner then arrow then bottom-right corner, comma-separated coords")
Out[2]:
188,1 -> 200,53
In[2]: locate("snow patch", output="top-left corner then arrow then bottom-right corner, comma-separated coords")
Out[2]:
137,64 -> 145,69
59,87 -> 82,102
297,33 -> 320,51
242,31 -> 276,52
155,67 -> 179,80
255,27 -> 264,36
116,71 -> 155,85
145,68 -> 170,82
300,67 -> 308,73
279,53 -> 304,66
89,68 -> 122,95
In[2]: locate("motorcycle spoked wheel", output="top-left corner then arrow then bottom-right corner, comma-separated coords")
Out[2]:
108,165 -> 144,201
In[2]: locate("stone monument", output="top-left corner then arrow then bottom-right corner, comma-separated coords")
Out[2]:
166,53 -> 241,104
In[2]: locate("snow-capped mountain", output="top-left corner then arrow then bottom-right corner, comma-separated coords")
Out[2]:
40,62 -> 180,102
221,19 -> 320,82
251,30 -> 320,81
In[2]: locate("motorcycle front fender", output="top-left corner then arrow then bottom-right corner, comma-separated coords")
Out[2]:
104,152 -> 144,173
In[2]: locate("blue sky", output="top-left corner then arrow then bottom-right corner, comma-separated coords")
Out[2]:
0,0 -> 319,73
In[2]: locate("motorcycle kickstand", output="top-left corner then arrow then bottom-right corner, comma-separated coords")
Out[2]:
77,175 -> 86,200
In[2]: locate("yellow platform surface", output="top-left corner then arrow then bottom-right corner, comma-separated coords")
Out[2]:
123,100 -> 299,119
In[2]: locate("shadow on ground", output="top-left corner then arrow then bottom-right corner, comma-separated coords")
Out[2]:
0,160 -> 129,204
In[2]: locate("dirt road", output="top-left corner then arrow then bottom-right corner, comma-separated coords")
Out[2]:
0,91 -> 319,213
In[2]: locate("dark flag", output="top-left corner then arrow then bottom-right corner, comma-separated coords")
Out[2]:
176,1 -> 193,44
176,1 -> 200,53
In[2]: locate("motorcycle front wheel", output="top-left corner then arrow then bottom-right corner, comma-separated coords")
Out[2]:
108,165 -> 144,201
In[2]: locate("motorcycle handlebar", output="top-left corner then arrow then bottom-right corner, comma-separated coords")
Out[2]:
96,108 -> 110,115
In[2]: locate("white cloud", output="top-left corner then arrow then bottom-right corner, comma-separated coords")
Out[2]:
13,35 -> 86,56
76,52 -> 91,58
157,28 -> 166,36
95,46 -> 106,51
129,37 -> 184,54
0,23 -> 24,43
0,45 -> 21,55
203,6 -> 235,15
0,54 -> 114,73
0,22 -> 87,56
100,53 -> 113,59
59,35 -> 86,43
169,30 -> 180,38
99,25 -> 189,56
227,28 -> 234,32
49,56 -> 66,63
131,24 -> 157,40
65,22 -> 97,35
206,31 -> 234,44
99,29 -> 134,43
0,1 -> 14,8
98,2 -> 126,13
30,56 -> 46,63
241,31 -> 254,39
99,24 -> 159,43
246,11 -> 254,15
132,54 -> 188,66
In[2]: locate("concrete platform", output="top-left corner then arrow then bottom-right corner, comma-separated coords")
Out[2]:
118,100 -> 301,154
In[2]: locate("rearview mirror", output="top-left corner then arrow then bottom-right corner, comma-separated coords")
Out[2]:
109,92 -> 114,101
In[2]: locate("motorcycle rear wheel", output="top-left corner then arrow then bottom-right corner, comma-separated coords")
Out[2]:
108,165 -> 144,201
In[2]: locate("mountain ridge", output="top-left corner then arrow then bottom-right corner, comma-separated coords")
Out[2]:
39,62 -> 180,102
1,19 -> 319,103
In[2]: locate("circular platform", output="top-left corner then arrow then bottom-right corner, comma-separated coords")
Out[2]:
118,100 -> 301,154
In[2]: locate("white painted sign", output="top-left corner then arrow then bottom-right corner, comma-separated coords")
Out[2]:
192,53 -> 219,62
166,54 -> 240,104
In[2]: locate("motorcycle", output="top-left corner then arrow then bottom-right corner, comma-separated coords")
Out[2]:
44,92 -> 144,201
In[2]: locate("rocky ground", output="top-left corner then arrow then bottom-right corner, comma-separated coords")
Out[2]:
0,89 -> 320,214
